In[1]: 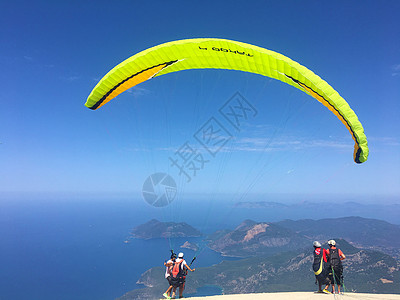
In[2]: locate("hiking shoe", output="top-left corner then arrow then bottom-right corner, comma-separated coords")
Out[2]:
162,293 -> 171,299
323,289 -> 332,294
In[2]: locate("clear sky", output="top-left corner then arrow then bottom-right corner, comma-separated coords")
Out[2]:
1,0 -> 399,203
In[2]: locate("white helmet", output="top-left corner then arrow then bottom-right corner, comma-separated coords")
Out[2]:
313,241 -> 321,247
178,252 -> 184,258
328,240 -> 336,246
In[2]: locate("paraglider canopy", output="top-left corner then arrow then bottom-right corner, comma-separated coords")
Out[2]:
85,38 -> 368,164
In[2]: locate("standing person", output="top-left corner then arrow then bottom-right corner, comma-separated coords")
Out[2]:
326,240 -> 346,294
163,253 -> 176,299
312,241 -> 331,293
175,252 -> 195,299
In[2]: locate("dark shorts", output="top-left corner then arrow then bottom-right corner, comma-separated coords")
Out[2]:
315,273 -> 330,285
169,276 -> 183,288
167,276 -> 173,285
329,267 -> 343,285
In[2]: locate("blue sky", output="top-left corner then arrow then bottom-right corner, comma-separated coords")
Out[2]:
1,0 -> 399,203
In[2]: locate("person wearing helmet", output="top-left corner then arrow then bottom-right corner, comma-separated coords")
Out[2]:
312,241 -> 331,294
163,253 -> 177,299
172,252 -> 195,299
326,240 -> 346,294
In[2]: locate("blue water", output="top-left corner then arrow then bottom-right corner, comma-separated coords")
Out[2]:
0,197 -> 239,300
1,196 -> 399,300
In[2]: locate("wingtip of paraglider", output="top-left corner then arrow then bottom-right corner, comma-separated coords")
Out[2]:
354,146 -> 369,164
84,102 -> 97,110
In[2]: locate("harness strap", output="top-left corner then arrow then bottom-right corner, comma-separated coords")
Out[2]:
314,257 -> 324,276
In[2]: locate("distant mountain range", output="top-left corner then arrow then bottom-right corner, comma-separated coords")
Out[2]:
210,216 -> 400,259
275,217 -> 400,260
234,201 -> 400,225
120,216 -> 400,299
235,201 -> 400,213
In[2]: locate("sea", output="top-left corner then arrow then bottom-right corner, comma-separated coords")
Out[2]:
1,194 -> 399,300
0,196 -> 238,300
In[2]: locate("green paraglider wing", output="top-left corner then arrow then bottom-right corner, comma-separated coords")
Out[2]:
85,38 -> 368,163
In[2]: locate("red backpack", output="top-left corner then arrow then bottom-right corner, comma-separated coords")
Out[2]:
169,260 -> 184,287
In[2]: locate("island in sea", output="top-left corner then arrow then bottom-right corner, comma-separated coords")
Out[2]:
181,241 -> 199,251
130,219 -> 202,239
